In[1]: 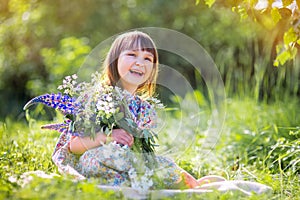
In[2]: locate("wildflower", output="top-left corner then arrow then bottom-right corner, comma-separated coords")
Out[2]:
24,71 -> 163,192
72,74 -> 78,79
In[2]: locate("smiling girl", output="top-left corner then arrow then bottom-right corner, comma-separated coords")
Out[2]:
52,30 -> 225,189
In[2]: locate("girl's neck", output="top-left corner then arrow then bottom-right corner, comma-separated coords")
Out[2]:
123,86 -> 137,95
118,82 -> 137,95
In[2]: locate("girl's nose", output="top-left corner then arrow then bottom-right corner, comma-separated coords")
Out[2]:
135,57 -> 144,66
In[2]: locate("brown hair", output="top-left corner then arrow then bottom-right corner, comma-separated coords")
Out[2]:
102,31 -> 159,97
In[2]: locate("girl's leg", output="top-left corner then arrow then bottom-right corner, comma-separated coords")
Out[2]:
180,170 -> 199,188
155,156 -> 225,189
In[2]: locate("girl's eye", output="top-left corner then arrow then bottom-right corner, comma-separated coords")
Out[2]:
127,53 -> 135,56
145,57 -> 153,62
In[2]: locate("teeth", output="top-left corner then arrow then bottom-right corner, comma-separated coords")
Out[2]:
130,69 -> 143,76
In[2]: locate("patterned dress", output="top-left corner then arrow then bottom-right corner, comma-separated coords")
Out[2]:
52,94 -> 182,188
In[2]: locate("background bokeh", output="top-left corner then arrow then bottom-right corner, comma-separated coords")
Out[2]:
1,0 -> 299,119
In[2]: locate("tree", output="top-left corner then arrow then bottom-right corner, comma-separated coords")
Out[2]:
198,0 -> 300,66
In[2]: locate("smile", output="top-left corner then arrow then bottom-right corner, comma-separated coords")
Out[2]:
129,69 -> 144,76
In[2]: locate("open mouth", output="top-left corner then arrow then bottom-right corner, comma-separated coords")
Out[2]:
129,69 -> 144,76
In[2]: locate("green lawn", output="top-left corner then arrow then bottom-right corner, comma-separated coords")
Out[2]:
0,97 -> 299,199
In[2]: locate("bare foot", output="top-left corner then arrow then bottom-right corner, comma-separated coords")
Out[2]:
197,175 -> 226,186
181,172 -> 226,189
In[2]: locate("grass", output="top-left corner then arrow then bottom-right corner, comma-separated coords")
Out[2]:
0,96 -> 299,199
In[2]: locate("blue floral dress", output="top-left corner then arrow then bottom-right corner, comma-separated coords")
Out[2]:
52,95 -> 182,188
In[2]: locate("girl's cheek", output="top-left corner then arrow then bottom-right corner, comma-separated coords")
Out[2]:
147,64 -> 154,71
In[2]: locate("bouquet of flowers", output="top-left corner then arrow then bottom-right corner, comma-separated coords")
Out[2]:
24,72 -> 164,168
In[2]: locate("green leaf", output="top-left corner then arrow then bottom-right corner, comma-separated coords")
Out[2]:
204,0 -> 216,7
194,0 -> 215,7
90,125 -> 95,139
271,8 -> 281,25
284,28 -> 297,46
274,60 -> 279,67
236,6 -> 248,20
274,47 -> 297,66
102,118 -> 108,124
113,112 -> 124,122
282,0 -> 293,6
143,129 -> 150,139
125,118 -> 137,128
275,50 -> 290,66
273,124 -> 278,134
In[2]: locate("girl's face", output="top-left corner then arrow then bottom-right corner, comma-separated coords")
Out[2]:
117,49 -> 154,93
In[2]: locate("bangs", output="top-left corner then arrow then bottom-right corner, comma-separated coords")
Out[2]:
118,33 -> 157,62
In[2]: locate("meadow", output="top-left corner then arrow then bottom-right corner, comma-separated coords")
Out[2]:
0,95 -> 299,199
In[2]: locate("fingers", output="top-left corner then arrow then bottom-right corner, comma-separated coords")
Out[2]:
111,129 -> 134,146
128,134 -> 134,147
127,133 -> 134,146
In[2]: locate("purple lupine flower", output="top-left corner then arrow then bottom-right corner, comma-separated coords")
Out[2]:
128,96 -> 141,121
23,93 -> 80,115
41,120 -> 83,136
41,122 -> 70,133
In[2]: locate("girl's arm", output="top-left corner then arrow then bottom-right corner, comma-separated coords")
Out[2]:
69,129 -> 134,154
69,132 -> 107,154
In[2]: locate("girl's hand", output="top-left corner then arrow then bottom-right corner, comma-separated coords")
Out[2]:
110,129 -> 134,147
70,129 -> 134,154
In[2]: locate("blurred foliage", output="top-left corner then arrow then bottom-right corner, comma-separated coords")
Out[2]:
34,36 -> 91,94
0,0 -> 299,120
201,0 -> 300,66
